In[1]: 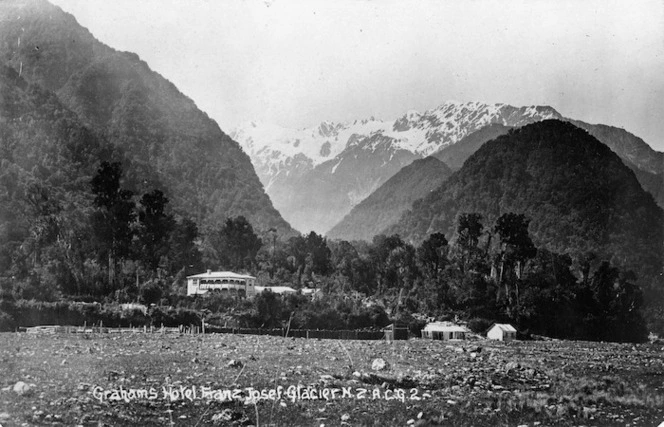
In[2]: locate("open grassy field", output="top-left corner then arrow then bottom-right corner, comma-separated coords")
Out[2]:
1,332 -> 663,426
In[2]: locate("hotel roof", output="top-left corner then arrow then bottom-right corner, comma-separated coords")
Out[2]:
187,271 -> 255,280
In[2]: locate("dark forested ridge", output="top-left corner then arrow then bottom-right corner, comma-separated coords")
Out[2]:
429,119 -> 664,210
387,120 -> 663,286
333,119 -> 662,251
327,157 -> 453,241
569,120 -> 663,175
568,120 -> 664,209
433,120 -> 664,209
0,0 -> 291,233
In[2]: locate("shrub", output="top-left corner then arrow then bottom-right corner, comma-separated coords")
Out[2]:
139,280 -> 163,305
468,317 -> 493,333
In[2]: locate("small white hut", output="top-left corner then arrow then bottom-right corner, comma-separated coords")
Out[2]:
487,323 -> 517,341
421,322 -> 469,340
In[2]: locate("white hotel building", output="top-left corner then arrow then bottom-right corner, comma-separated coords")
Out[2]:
186,270 -> 257,297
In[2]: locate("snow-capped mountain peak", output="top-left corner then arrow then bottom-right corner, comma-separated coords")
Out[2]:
230,101 -> 562,233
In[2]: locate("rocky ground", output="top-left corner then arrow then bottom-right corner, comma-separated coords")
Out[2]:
1,332 -> 663,426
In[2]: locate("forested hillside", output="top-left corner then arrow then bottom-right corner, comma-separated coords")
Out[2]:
0,65 -> 106,295
388,120 -> 663,287
0,0 -> 290,233
0,0 -> 296,307
328,157 -> 452,241
569,120 -> 664,209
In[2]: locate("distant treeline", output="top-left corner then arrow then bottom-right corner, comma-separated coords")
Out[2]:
1,211 -> 651,342
0,162 -> 652,342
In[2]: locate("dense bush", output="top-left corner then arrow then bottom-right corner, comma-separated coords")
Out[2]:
0,300 -> 206,331
468,318 -> 493,333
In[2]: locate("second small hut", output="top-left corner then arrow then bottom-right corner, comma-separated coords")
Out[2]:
421,321 -> 469,341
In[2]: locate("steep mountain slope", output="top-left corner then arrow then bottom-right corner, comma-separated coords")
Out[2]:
0,64 -> 111,272
629,167 -> 664,209
0,0 -> 291,233
327,157 -> 453,241
568,120 -> 664,208
0,65 -> 109,180
569,120 -> 663,175
433,123 -> 512,170
387,120 -> 663,283
431,119 -> 664,208
278,134 -> 422,234
333,119 -> 664,243
233,102 -> 562,233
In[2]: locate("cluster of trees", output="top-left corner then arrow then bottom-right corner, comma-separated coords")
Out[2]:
200,212 -> 647,342
389,121 -> 663,297
1,160 -> 203,301
0,159 -> 649,341
240,211 -> 644,342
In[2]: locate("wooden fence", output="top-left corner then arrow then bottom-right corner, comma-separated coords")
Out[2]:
206,326 -> 385,340
23,324 -> 387,340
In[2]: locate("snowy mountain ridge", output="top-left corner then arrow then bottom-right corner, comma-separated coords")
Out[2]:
231,101 -> 562,191
230,101 -> 563,233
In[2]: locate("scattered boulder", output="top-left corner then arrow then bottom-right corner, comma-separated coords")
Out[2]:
227,359 -> 243,368
372,358 -> 389,371
211,408 -> 235,424
13,381 -> 31,396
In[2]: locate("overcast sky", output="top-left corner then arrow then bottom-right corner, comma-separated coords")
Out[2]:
50,0 -> 664,150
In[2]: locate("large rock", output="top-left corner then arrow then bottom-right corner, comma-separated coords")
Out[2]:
371,358 -> 389,371
13,381 -> 31,396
